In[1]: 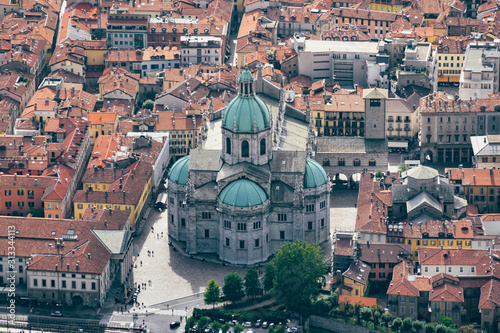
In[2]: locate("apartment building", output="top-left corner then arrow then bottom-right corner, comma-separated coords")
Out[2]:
459,42 -> 500,101
437,37 -> 469,85
369,0 -> 405,13
398,41 -> 438,92
330,7 -> 399,39
180,36 -> 223,66
106,13 -> 149,50
470,135 -> 500,168
386,94 -> 420,147
419,92 -> 500,164
290,35 -> 389,87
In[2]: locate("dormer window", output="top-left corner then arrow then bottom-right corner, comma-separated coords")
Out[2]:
163,27 -> 167,33
183,27 -> 188,33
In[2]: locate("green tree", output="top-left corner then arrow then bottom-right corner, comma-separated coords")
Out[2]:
142,99 -> 155,110
425,323 -> 436,333
270,241 -> 327,314
398,164 -> 407,174
263,264 -> 275,293
233,324 -> 244,333
360,307 -> 372,327
459,326 -> 478,333
28,208 -> 45,217
381,313 -> 392,332
439,317 -> 454,328
198,317 -> 211,332
392,318 -> 403,333
222,272 -> 245,304
244,268 -> 262,298
212,322 -> 222,333
413,320 -> 424,333
402,318 -> 413,332
376,170 -> 384,178
204,279 -> 220,308
446,328 -> 457,333
185,317 -> 196,333
372,310 -> 381,329
221,323 -> 231,333
329,291 -> 339,308
436,325 -> 447,333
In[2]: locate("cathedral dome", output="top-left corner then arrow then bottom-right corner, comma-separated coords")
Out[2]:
168,155 -> 190,185
223,70 -> 270,132
219,178 -> 267,207
304,158 -> 328,188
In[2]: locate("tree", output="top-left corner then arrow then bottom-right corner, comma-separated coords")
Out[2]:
263,264 -> 275,293
392,317 -> 403,333
459,326 -> 478,333
28,208 -> 44,217
185,317 -> 196,333
212,322 -> 222,333
376,170 -> 384,179
439,317 -> 454,328
222,272 -> 245,304
381,313 -> 392,332
142,99 -> 155,110
233,324 -> 244,333
372,310 -> 381,329
413,320 -> 424,333
360,307 -> 372,327
204,279 -> 220,308
244,268 -> 262,298
425,323 -> 435,333
221,323 -> 231,333
398,164 -> 407,174
435,325 -> 447,333
446,328 -> 456,333
402,318 -> 413,332
198,317 -> 211,332
270,241 -> 327,314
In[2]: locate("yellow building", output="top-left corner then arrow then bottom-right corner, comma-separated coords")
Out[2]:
155,111 -> 201,157
370,0 -> 404,13
437,38 -> 468,84
84,40 -> 108,66
87,112 -> 119,144
398,219 -> 473,260
341,261 -> 370,297
73,161 -> 153,229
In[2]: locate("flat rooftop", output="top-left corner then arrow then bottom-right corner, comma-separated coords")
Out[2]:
303,40 -> 380,53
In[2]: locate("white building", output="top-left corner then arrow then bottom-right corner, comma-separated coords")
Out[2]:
180,36 -> 223,66
290,34 -> 388,88
398,41 -> 438,92
459,42 -> 500,101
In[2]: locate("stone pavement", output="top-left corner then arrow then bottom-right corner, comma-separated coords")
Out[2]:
330,188 -> 358,234
132,208 -> 249,307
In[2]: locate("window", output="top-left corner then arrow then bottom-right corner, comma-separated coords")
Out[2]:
226,137 -> 231,154
18,201 -> 24,208
320,201 -> 326,209
401,306 -> 405,313
369,160 -> 376,166
17,189 -> 24,196
62,280 -> 66,288
51,280 -> 55,287
225,238 -> 230,247
379,272 -> 386,278
237,223 -> 247,231
280,231 -> 285,240
5,202 -> 11,209
42,279 -> 46,287
306,204 -> 315,212
260,138 -> 266,155
33,279 -> 38,287
77,204 -> 83,209
81,282 -> 86,290
72,281 -> 76,289
224,220 -> 231,229
436,267 -> 440,272
241,140 -> 249,158
204,229 -> 210,238
253,221 -> 261,229
4,190 -> 10,196
239,240 -> 245,249
370,99 -> 381,107
338,158 -> 345,166
353,159 -> 361,167
255,238 -> 260,247
425,267 -> 428,272
321,218 -> 325,227
202,212 -> 212,220
91,282 -> 96,290
278,214 -> 287,221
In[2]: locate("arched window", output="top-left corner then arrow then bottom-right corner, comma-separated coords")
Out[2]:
260,138 -> 266,155
241,140 -> 249,158
226,137 -> 231,154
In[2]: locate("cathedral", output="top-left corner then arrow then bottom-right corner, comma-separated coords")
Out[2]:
167,70 -> 330,265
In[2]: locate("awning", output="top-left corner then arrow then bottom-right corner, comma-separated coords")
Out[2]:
388,141 -> 408,148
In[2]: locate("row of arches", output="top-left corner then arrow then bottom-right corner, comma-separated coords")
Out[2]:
226,138 -> 266,158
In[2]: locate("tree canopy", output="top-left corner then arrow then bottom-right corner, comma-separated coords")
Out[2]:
270,240 -> 327,314
222,272 -> 245,304
244,268 -> 262,298
204,279 -> 220,308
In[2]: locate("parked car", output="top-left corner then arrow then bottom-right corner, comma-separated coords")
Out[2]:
230,320 -> 238,326
242,322 -> 252,328
254,320 -> 261,328
50,311 -> 62,317
261,322 -> 268,329
170,321 -> 181,329
291,327 -> 298,333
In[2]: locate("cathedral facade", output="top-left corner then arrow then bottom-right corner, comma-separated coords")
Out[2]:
167,70 -> 330,265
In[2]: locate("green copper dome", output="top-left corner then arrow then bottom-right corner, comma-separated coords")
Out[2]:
219,179 -> 267,207
304,158 -> 328,188
168,155 -> 190,185
223,70 -> 270,132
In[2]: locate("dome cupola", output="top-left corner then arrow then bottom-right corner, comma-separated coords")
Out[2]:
168,155 -> 190,185
219,178 -> 267,207
304,158 -> 328,188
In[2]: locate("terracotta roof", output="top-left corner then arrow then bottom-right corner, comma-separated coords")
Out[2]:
338,295 -> 377,307
49,42 -> 86,67
419,248 -> 488,266
343,260 -> 371,285
41,164 -> 74,201
387,260 -> 420,297
420,92 -> 500,114
81,207 -> 131,230
88,112 -> 118,125
99,68 -> 140,100
356,172 -> 394,232
429,282 -> 464,303
334,237 -> 354,256
358,243 -> 411,263
479,279 -> 500,310
88,133 -> 121,168
47,68 -> 85,84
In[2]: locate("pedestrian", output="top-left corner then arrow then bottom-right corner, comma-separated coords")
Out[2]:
157,233 -> 159,239
161,232 -> 164,238
140,261 -> 142,267
180,316 -> 183,323
354,203 -> 357,208
152,251 -> 154,256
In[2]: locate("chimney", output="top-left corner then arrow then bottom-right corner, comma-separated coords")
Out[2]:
87,253 -> 91,259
